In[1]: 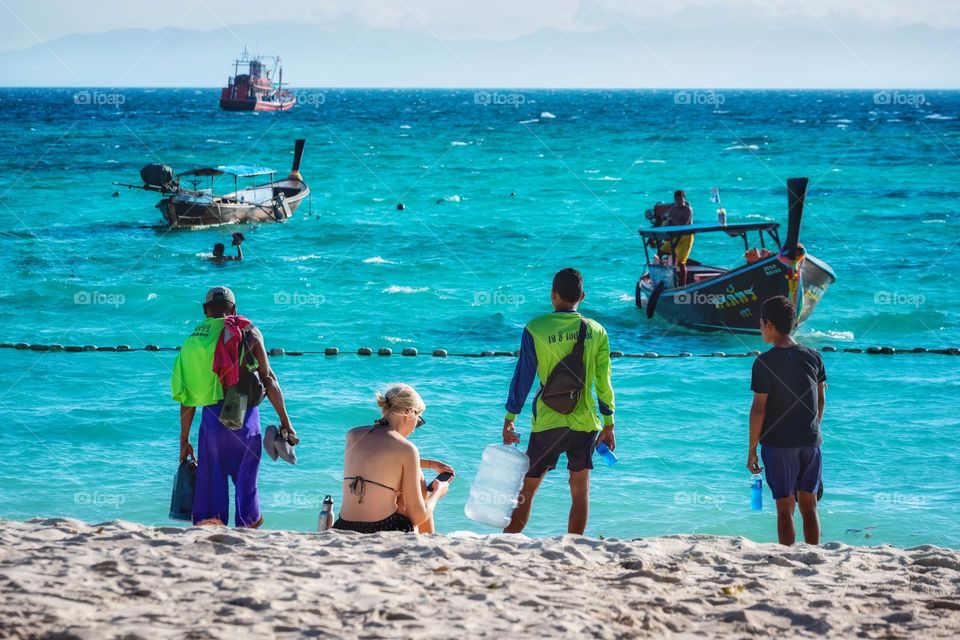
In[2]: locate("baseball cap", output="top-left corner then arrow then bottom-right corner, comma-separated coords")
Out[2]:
204,286 -> 236,305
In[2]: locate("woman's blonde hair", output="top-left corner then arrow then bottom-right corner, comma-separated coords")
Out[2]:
376,383 -> 425,416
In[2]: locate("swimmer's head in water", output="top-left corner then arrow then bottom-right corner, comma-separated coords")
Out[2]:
212,243 -> 225,257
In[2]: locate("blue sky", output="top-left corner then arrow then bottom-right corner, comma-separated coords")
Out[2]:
1,0 -> 958,87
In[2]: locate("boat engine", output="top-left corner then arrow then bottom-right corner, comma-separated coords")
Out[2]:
645,202 -> 672,226
273,192 -> 291,221
140,163 -> 177,191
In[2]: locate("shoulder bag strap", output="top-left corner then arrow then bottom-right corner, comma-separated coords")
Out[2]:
571,318 -> 587,359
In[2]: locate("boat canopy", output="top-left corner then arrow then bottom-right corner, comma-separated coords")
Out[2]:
638,221 -> 779,240
179,165 -> 275,178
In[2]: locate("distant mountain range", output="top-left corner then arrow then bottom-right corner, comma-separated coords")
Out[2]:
1,20 -> 957,88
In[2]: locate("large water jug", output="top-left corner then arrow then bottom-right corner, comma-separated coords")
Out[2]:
464,444 -> 530,528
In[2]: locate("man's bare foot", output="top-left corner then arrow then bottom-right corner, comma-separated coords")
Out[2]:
196,517 -> 225,527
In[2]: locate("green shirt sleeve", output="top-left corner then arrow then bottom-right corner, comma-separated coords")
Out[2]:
171,352 -> 186,404
594,327 -> 615,425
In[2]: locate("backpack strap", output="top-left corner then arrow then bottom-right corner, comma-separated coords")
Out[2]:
239,326 -> 259,371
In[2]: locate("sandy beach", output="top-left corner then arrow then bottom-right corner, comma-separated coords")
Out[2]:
1,519 -> 958,639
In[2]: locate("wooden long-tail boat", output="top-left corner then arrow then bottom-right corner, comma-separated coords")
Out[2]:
115,139 -> 309,229
636,178 -> 836,333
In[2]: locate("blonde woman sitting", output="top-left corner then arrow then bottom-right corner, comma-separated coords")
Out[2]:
334,384 -> 453,533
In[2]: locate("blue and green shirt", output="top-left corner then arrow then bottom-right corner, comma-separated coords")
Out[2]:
505,310 -> 615,433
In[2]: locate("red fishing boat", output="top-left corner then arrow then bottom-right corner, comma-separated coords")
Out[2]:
219,48 -> 294,112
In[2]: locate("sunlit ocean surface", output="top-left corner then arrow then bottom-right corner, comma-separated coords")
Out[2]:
0,88 -> 957,547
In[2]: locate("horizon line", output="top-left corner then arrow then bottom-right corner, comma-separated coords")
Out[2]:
1,85 -> 958,91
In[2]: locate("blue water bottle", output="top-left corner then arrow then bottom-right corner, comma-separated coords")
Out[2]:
750,474 -> 763,511
596,442 -> 618,467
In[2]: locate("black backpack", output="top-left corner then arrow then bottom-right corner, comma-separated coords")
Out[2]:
540,319 -> 587,415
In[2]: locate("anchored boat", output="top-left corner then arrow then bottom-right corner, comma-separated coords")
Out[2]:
219,48 -> 294,112
116,139 -> 309,228
636,177 -> 836,333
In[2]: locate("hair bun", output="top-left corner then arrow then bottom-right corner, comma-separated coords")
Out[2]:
376,383 -> 425,415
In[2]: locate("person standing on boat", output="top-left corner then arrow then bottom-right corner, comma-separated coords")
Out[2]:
210,233 -> 244,263
501,268 -> 617,535
658,190 -> 694,286
172,286 -> 297,528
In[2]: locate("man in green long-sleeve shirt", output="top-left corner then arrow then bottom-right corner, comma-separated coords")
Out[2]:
502,268 -> 617,534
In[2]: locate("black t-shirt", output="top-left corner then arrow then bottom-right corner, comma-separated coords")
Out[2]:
750,345 -> 826,447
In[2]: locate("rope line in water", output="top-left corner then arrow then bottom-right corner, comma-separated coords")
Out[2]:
1,342 -> 958,358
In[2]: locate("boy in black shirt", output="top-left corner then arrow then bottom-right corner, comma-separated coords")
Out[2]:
747,296 -> 827,546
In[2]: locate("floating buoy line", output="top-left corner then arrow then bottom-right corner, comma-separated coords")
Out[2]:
1,342 -> 957,358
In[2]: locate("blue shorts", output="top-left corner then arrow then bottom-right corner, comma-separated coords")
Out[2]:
760,445 -> 822,500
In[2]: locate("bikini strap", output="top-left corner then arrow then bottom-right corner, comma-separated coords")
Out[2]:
344,475 -> 398,503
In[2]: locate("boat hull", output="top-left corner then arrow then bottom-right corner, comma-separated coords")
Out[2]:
219,98 -> 295,112
157,179 -> 309,228
637,254 -> 835,333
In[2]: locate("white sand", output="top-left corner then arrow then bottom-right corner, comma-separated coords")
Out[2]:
1,518 -> 958,639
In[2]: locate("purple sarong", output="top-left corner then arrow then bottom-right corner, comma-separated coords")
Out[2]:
192,401 -> 262,527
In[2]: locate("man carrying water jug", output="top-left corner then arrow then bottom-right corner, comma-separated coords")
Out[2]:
502,268 -> 616,534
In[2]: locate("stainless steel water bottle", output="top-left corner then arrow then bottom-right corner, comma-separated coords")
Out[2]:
318,495 -> 335,531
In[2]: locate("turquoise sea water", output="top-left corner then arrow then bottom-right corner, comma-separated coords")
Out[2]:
0,88 -> 958,547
